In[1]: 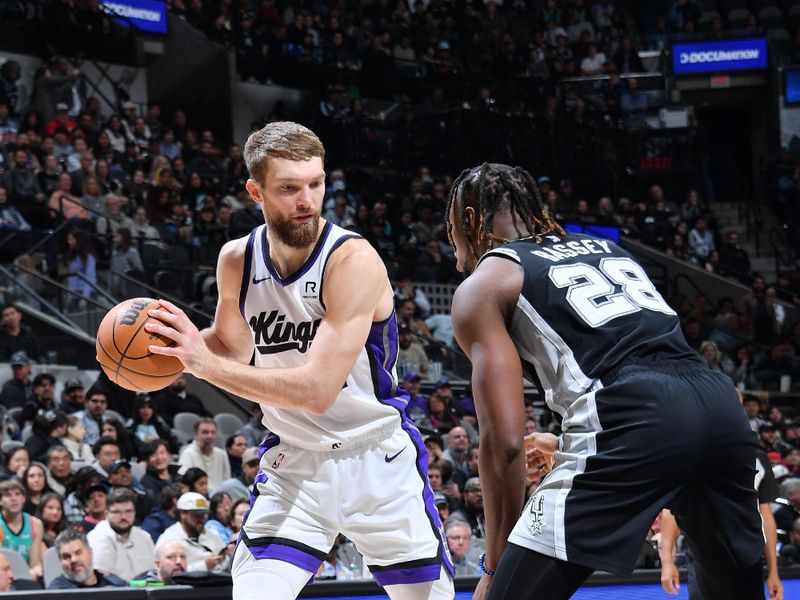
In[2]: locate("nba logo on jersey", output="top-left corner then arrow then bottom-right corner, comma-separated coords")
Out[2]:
529,493 -> 546,535
271,452 -> 285,469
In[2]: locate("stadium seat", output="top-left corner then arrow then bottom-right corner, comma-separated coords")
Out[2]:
759,5 -> 785,28
1,440 -> 23,454
6,406 -> 22,423
174,412 -> 201,443
769,27 -> 792,52
727,7 -> 753,27
699,10 -> 722,27
130,460 -> 146,481
215,413 -> 245,448
20,424 -> 31,442
42,546 -> 61,587
0,548 -> 33,580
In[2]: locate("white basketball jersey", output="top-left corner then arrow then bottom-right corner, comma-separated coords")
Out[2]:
239,221 -> 405,450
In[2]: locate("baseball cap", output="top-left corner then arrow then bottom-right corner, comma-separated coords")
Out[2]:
767,451 -> 781,464
107,459 -> 131,475
122,101 -> 136,110
536,176 -> 550,185
55,102 -> 69,112
9,351 -> 29,366
398,323 -> 411,334
434,492 -> 448,507
242,447 -> 260,465
177,492 -> 211,512
80,483 -> 108,503
64,378 -> 83,391
435,377 -> 450,390
403,371 -> 421,382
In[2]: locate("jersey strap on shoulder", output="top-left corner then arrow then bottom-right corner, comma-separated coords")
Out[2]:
477,246 -> 521,268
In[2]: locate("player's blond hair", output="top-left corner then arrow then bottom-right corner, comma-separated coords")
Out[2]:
243,121 -> 325,185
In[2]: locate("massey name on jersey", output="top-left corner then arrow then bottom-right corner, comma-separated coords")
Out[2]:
531,238 -> 614,262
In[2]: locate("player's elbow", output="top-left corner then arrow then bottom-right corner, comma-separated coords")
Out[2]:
307,390 -> 338,415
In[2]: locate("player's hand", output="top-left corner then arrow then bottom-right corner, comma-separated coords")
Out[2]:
767,571 -> 783,600
524,432 -> 557,482
146,299 -> 215,378
660,559 -> 680,595
472,573 -> 492,600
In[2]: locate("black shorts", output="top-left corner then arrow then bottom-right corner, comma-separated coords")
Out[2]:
508,361 -> 763,576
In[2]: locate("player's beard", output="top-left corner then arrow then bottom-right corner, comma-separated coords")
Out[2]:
265,205 -> 320,248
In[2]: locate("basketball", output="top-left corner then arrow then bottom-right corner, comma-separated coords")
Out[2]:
95,297 -> 184,393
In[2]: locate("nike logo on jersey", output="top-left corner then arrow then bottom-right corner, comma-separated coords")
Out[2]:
252,275 -> 271,284
385,447 -> 406,463
249,310 -> 321,354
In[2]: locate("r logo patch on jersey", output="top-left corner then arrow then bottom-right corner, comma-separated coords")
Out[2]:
529,493 -> 546,535
303,281 -> 318,300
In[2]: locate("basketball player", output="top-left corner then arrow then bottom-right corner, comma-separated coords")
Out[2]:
146,121 -> 454,600
445,163 -> 764,600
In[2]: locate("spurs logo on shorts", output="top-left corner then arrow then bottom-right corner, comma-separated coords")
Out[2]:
529,493 -> 546,536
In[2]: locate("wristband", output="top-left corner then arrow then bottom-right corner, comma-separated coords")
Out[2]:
479,553 -> 496,576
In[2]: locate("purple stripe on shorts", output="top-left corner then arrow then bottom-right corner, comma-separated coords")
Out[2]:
372,564 -> 442,586
248,542 -> 323,575
364,316 -> 454,578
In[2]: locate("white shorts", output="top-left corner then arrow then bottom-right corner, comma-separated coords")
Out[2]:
234,422 -> 453,586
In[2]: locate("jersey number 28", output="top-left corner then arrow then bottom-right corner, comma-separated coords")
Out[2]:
548,257 -> 675,327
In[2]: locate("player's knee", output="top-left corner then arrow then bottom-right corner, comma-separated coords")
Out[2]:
384,566 -> 454,600
232,558 -> 312,600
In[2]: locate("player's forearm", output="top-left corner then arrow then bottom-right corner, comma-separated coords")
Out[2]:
199,353 -> 337,414
657,509 -> 679,565
761,503 -> 779,576
479,431 -> 526,569
201,327 -> 249,364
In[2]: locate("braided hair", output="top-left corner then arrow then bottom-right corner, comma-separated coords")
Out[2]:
445,163 -> 564,257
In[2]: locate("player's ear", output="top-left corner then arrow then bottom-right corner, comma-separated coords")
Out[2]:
245,178 -> 264,205
464,206 -> 478,234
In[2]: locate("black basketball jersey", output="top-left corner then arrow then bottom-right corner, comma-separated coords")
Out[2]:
479,232 -> 699,414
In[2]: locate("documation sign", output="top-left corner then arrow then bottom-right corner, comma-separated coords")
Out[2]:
672,38 -> 768,76
101,0 -> 168,35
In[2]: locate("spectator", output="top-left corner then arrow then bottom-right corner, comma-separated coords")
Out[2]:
5,447 -> 29,478
741,275 -> 777,346
620,77 -> 647,128
95,195 -> 134,238
155,492 -> 227,572
580,44 -> 607,75
427,393 -> 459,435
181,467 -> 209,498
154,374 -> 211,427
63,466 -> 104,525
0,351 -> 33,409
77,481 -> 108,533
49,173 -> 88,222
225,434 -> 247,479
45,445 -> 74,497
21,372 -> 57,426
140,439 -> 180,504
397,323 -> 429,379
445,519 -> 479,576
128,395 -> 177,453
215,446 -> 260,502
450,477 -> 485,542
687,216 -> 715,264
442,426 -> 470,478
141,482 -> 185,544
87,488 -> 155,582
178,418 -> 230,493
205,491 -> 234,543
0,479 -> 43,578
22,462 -> 53,514
60,379 -> 86,414
774,478 -> 800,534
131,539 -> 187,585
49,528 -> 127,589
0,555 -> 14,592
67,231 -> 101,313
401,371 -> 428,422
25,411 -> 67,463
79,389 -> 108,445
101,418 -> 137,461
718,231 -> 751,280
91,437 -> 121,477
35,493 -> 67,549
0,305 -> 42,363
107,459 -> 153,523
62,415 -> 93,465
